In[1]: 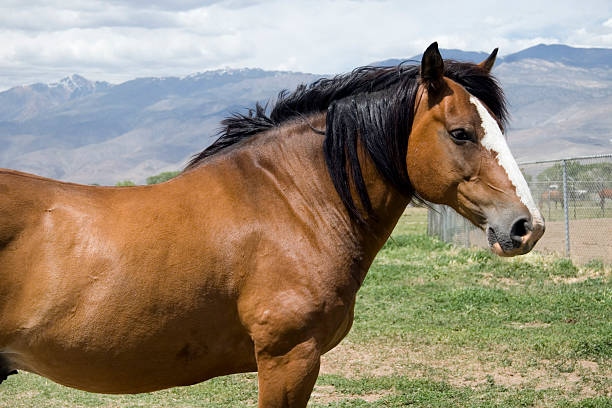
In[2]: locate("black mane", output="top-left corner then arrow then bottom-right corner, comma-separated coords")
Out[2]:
186,61 -> 508,222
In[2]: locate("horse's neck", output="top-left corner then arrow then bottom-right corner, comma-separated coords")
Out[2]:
210,115 -> 409,278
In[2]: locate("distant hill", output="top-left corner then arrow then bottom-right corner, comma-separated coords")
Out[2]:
0,69 -> 319,184
372,49 -> 490,66
502,44 -> 612,68
0,44 -> 611,184
374,43 -> 612,69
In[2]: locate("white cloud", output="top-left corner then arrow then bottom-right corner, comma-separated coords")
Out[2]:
0,0 -> 610,90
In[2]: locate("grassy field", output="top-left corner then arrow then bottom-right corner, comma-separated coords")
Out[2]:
1,208 -> 610,407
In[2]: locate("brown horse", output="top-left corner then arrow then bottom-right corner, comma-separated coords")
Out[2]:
540,189 -> 563,209
599,188 -> 612,214
0,43 -> 544,407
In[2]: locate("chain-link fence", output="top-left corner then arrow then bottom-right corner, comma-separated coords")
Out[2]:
427,154 -> 612,264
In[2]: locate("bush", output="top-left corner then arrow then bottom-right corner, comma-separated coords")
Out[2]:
146,171 -> 180,185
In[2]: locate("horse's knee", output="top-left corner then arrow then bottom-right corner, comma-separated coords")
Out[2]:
239,290 -> 324,406
256,338 -> 320,408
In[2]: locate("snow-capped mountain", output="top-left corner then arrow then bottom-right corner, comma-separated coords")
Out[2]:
0,44 -> 611,184
0,68 -> 319,184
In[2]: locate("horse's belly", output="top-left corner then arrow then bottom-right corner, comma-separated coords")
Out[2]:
0,223 -> 258,391
8,332 -> 256,393
5,303 -> 257,393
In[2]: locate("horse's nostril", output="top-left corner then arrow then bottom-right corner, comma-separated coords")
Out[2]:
510,217 -> 530,245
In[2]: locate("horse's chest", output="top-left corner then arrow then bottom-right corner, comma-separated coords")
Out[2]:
321,301 -> 356,354
237,268 -> 359,356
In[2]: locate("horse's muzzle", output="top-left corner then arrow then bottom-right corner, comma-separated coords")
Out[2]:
487,217 -> 545,257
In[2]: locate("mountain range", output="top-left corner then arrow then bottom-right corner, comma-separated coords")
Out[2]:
1,44 -> 611,185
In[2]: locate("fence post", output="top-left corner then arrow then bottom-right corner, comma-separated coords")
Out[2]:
562,160 -> 571,257
441,206 -> 446,242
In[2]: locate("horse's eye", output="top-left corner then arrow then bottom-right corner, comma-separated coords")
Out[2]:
449,129 -> 474,144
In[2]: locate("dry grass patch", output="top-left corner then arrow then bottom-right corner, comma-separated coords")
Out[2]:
507,321 -> 552,329
310,384 -> 391,405
321,340 -> 611,399
479,272 -> 522,288
552,266 -> 611,284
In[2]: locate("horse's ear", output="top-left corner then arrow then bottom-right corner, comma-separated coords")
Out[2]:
478,48 -> 499,73
420,42 -> 445,93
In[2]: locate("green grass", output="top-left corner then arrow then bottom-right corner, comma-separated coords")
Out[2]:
311,375 -> 612,408
2,373 -> 259,407
1,208 -> 610,407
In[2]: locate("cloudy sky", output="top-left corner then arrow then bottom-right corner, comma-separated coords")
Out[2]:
1,0 -> 611,90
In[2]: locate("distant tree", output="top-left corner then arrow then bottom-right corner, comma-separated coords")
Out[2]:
581,162 -> 612,184
146,171 -> 180,185
537,162 -> 612,185
537,163 -> 564,183
520,168 -> 532,183
115,180 -> 136,186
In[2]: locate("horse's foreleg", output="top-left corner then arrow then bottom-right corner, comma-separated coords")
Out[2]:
255,338 -> 320,408
0,355 -> 17,385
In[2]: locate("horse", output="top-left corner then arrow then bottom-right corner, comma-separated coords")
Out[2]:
540,189 -> 564,209
0,43 -> 544,407
599,188 -> 612,214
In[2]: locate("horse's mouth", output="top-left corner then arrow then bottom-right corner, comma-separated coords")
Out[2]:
486,221 -> 545,257
487,227 -> 532,257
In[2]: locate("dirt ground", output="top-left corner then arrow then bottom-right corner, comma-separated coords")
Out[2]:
468,218 -> 612,264
539,218 -> 612,263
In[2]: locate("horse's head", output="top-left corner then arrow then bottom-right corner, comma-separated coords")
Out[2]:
406,42 -> 545,257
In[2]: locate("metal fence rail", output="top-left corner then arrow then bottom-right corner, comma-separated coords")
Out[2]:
427,153 -> 612,263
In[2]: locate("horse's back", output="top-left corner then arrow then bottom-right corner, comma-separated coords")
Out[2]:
0,169 -> 55,249
0,169 -> 81,314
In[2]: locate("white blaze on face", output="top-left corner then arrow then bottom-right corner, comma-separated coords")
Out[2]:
469,95 -> 544,225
